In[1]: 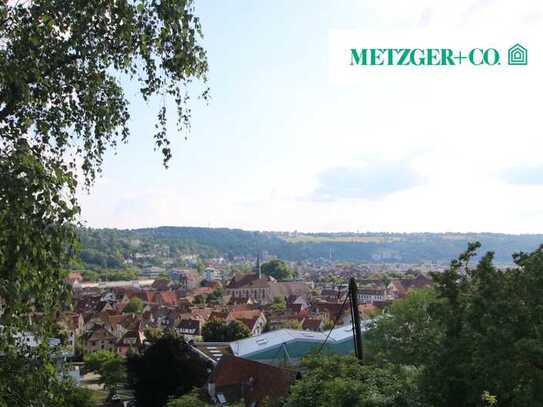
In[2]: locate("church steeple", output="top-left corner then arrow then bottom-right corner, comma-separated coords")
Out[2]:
256,252 -> 261,279
253,232 -> 262,279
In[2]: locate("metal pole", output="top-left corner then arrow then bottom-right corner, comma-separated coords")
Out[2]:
349,277 -> 363,363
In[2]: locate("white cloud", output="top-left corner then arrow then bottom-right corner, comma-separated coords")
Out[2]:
309,161 -> 420,201
79,0 -> 543,233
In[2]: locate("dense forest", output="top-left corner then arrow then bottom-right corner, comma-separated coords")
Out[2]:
77,226 -> 543,268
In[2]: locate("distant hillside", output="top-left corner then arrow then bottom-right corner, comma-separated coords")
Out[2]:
272,232 -> 543,264
77,227 -> 543,266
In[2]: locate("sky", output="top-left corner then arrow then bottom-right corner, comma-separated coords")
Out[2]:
79,0 -> 543,234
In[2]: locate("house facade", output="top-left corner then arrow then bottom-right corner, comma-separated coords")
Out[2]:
357,288 -> 386,304
225,273 -> 274,304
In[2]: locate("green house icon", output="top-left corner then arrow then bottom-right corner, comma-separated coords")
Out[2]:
508,43 -> 528,65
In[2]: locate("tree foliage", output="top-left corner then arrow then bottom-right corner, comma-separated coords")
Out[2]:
321,317 -> 335,331
421,243 -> 543,406
367,288 -> 442,366
261,259 -> 297,280
368,242 -> 543,407
72,227 -> 543,269
84,350 -> 126,393
269,296 -> 287,312
0,141 -> 78,339
0,0 -> 209,404
284,354 -> 425,407
166,389 -> 211,407
0,348 -> 97,407
127,334 -> 211,407
167,389 -> 244,407
192,294 -> 206,305
0,0 -> 208,183
280,319 -> 303,330
0,139 -> 83,405
206,287 -> 224,304
123,297 -> 145,314
61,383 -> 97,407
201,319 -> 250,342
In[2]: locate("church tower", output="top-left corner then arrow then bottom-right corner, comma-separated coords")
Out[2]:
255,252 -> 262,279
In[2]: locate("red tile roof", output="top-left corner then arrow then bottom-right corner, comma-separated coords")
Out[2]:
228,309 -> 262,321
159,291 -> 178,306
401,274 -> 433,289
209,311 -> 228,320
191,307 -> 213,321
209,355 -> 298,406
226,273 -> 271,289
190,287 -> 214,296
234,317 -> 259,332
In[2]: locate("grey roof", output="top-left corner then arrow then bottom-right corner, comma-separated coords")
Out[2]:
230,323 -> 368,358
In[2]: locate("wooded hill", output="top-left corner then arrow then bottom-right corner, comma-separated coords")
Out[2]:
78,227 -> 543,267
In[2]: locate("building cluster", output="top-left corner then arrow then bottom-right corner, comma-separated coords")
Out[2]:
296,260 -> 445,283
62,265 -> 431,356
55,265 -> 432,405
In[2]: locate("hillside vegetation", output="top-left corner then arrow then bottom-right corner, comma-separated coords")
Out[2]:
77,227 -> 543,267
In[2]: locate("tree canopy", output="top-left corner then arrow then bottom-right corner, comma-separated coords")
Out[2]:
269,296 -> 287,312
70,227 -> 543,270
261,259 -> 297,280
366,242 -> 543,407
366,288 -> 442,366
123,297 -> 145,314
167,389 -> 244,407
84,350 -> 126,395
282,243 -> 543,407
0,0 -> 208,405
1,0 -> 208,182
201,319 -> 251,342
421,243 -> 543,406
284,354 -> 424,407
126,334 -> 211,407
